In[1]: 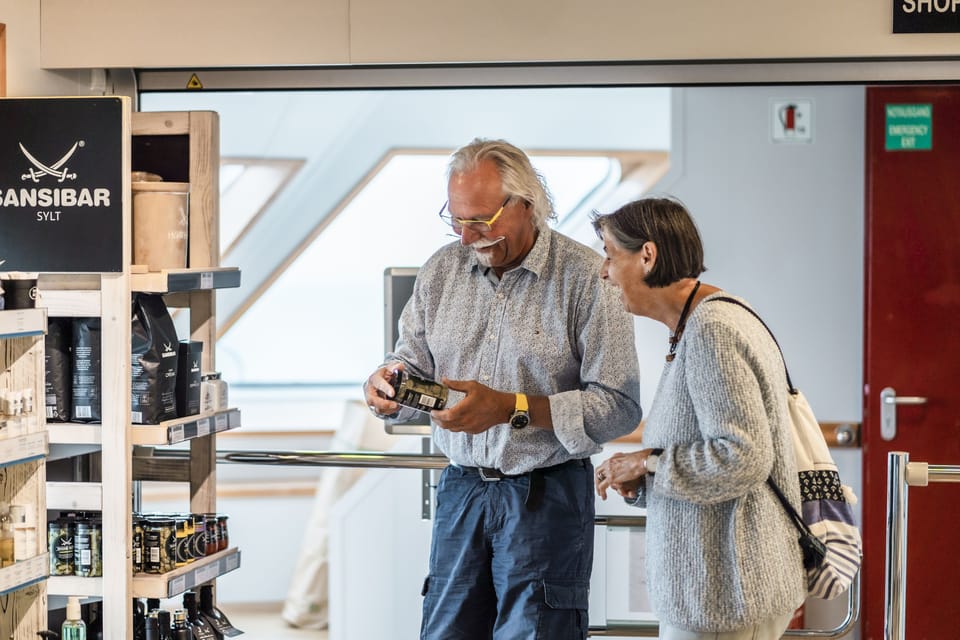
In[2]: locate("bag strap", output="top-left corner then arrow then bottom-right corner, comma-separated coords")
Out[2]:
766,476 -> 816,538
709,296 -> 797,394
707,296 -> 809,537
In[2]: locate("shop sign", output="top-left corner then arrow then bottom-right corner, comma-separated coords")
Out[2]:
894,0 -> 960,33
0,97 -> 124,272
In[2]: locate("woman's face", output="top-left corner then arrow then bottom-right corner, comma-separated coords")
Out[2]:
599,229 -> 651,316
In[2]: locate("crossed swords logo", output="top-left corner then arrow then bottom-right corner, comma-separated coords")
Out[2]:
19,140 -> 84,183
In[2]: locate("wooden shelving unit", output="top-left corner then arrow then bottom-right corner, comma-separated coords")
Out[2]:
38,109 -> 241,638
0,309 -> 49,639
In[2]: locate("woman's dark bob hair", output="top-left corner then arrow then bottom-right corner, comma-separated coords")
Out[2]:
590,197 -> 707,288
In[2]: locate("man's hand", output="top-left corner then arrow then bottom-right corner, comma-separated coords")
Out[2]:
430,378 -> 512,435
363,362 -> 404,418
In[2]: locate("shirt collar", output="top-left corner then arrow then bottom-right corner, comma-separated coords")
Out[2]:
463,228 -> 551,279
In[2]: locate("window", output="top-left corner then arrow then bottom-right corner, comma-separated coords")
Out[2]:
139,87 -> 671,430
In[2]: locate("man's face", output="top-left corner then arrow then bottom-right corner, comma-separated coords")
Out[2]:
447,159 -> 537,273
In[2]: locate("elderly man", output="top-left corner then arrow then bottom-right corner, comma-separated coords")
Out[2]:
364,138 -> 641,640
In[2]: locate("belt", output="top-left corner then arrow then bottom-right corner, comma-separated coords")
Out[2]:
456,459 -> 588,510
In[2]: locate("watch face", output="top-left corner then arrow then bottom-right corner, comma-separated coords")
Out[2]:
510,412 -> 530,429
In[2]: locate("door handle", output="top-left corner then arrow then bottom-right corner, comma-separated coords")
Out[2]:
880,387 -> 928,441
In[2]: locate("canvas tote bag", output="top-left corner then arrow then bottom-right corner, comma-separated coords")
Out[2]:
711,297 -> 862,599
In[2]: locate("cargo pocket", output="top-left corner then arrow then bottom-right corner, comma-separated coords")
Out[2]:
536,580 -> 589,639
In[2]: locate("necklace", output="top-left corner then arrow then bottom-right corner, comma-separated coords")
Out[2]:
666,280 -> 701,362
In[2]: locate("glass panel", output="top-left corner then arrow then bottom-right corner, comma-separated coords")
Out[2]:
140,87 -> 671,429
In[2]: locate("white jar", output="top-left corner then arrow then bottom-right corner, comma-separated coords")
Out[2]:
200,372 -> 229,412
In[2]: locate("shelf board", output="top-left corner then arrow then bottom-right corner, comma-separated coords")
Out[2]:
38,289 -> 102,317
132,408 -> 241,445
133,547 -> 241,599
47,481 -> 103,511
131,267 -> 241,293
0,554 -> 49,597
47,574 -> 103,598
0,308 -> 47,337
47,422 -> 103,445
0,430 -> 47,468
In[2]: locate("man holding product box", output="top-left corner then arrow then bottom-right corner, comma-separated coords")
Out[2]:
364,138 -> 641,640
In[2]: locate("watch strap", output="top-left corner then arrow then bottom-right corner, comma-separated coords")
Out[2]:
515,393 -> 528,413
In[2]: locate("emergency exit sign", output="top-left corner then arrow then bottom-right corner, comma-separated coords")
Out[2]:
885,103 -> 932,150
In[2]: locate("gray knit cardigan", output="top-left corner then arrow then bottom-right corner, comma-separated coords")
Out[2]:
641,292 -> 806,632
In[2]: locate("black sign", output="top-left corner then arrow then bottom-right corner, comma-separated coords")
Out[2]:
894,0 -> 960,33
0,97 -> 125,272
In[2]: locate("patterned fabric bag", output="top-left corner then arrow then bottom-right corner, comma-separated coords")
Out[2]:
712,297 -> 862,599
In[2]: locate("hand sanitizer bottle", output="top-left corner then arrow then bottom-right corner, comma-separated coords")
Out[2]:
61,596 -> 87,640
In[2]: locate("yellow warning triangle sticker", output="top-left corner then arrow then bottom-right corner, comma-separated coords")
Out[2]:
186,73 -> 203,90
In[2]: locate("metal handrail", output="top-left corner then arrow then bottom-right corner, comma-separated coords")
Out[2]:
885,452 -> 960,640
217,449 -> 450,470
146,448 -> 860,637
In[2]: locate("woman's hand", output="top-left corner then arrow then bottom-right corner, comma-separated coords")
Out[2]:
595,450 -> 651,500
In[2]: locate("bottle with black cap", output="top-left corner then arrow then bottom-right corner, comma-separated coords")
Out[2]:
171,609 -> 192,640
145,612 -> 161,640
130,598 -> 145,640
198,584 -> 242,637
156,609 -> 172,640
183,591 -> 218,639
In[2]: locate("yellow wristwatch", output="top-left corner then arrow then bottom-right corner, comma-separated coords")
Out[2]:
509,393 -> 530,429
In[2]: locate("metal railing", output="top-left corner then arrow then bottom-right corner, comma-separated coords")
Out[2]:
141,448 -> 860,637
885,452 -> 960,640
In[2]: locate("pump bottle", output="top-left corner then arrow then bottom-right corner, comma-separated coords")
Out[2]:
61,596 -> 87,640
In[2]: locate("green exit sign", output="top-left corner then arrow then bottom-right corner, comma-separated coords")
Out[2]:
885,103 -> 932,151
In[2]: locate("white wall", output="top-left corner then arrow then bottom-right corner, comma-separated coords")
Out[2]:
0,0 -> 89,97
36,0 -> 960,69
652,85 -> 865,421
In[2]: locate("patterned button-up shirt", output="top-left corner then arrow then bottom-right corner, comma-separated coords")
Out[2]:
385,228 -> 642,474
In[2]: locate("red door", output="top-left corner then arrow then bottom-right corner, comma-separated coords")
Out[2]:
864,86 -> 960,639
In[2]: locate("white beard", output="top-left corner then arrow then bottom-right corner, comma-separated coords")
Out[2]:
470,236 -> 505,267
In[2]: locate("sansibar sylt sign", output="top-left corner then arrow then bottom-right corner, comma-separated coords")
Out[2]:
0,97 -> 124,272
894,0 -> 960,32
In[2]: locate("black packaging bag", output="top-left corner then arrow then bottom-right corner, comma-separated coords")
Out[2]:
131,294 -> 179,424
46,317 -> 73,422
71,318 -> 102,422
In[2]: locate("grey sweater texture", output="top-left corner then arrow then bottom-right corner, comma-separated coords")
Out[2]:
641,292 -> 806,632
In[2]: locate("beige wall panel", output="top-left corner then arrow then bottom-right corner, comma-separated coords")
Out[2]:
0,0 -> 87,97
350,0 -> 960,64
40,0 -> 350,69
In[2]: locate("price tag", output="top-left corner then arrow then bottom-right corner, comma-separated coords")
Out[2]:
170,424 -> 185,444
226,554 -> 239,571
170,575 -> 186,596
200,272 -> 214,289
196,562 -> 219,584
214,413 -> 228,431
197,418 -> 211,437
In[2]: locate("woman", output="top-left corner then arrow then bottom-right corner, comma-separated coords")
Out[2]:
591,197 -> 805,640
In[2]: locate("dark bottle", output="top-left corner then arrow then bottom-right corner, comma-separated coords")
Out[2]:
198,584 -> 242,637
183,591 -> 218,640
145,613 -> 161,640
131,598 -> 146,640
147,598 -> 162,614
156,610 -> 172,640
88,602 -> 105,640
172,609 -> 192,640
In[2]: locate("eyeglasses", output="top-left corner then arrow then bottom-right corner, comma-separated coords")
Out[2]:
438,196 -> 512,234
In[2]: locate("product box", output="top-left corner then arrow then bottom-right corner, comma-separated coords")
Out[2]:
176,340 -> 203,417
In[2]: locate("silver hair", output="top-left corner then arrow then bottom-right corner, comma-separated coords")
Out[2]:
447,138 -> 556,229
